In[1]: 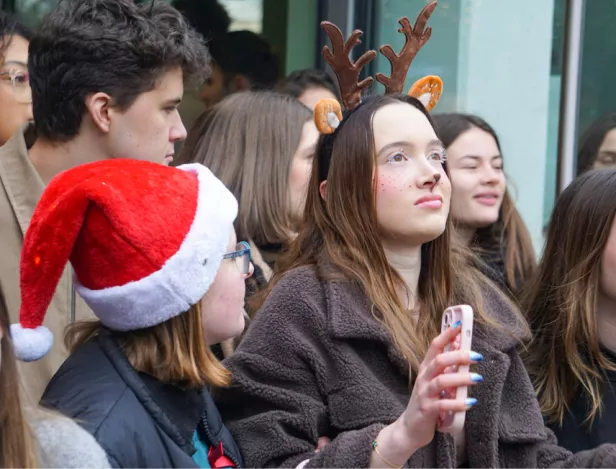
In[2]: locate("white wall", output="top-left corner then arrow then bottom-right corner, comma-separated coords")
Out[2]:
455,0 -> 556,252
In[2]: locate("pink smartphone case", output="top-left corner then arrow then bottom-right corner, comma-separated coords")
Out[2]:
437,305 -> 474,434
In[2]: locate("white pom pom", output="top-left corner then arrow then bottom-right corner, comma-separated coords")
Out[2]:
327,112 -> 340,129
10,323 -> 54,362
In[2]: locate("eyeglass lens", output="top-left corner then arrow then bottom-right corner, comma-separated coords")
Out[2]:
1,69 -> 31,104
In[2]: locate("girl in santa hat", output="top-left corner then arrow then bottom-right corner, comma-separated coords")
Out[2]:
10,159 -> 251,468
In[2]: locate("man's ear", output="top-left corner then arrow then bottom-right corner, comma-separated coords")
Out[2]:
84,92 -> 113,133
319,180 -> 327,200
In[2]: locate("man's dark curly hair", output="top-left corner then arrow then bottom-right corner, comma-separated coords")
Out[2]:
29,0 -> 210,142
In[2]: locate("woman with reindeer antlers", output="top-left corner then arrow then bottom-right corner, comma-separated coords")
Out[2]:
214,2 -> 616,468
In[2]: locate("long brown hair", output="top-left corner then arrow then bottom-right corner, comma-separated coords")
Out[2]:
253,95 -> 519,370
177,91 -> 312,246
0,290 -> 38,468
66,302 -> 230,389
522,168 -> 616,425
433,113 -> 536,295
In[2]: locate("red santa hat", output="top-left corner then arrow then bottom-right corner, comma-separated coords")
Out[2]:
11,159 -> 238,362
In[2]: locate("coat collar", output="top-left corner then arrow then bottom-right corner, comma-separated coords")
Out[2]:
139,371 -> 205,443
98,328 -> 195,452
98,328 -> 244,467
323,274 -> 410,378
324,264 -> 528,355
0,124 -> 43,237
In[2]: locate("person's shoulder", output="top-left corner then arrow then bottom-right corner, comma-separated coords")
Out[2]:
269,265 -> 323,299
0,124 -> 29,162
42,338 -> 131,435
240,266 -> 328,349
477,279 -> 530,349
31,413 -> 111,468
256,265 -> 328,319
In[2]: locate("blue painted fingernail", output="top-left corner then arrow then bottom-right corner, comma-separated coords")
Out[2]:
465,398 -> 478,408
471,373 -> 483,382
452,320 -> 462,328
470,351 -> 483,362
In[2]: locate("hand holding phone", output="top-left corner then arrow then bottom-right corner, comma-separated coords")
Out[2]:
396,313 -> 481,453
437,305 -> 475,434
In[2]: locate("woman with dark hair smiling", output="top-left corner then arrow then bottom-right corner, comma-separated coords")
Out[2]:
433,113 -> 535,298
15,159 -> 250,468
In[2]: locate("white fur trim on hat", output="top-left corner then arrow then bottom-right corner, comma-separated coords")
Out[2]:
75,164 -> 238,331
10,323 -> 54,362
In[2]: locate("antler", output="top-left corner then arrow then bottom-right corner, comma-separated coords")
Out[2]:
376,1 -> 437,94
321,21 -> 377,110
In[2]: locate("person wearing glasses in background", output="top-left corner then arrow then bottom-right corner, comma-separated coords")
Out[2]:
0,12 -> 32,147
11,159 -> 251,468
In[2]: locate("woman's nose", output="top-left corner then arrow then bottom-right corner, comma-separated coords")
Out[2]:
419,170 -> 441,188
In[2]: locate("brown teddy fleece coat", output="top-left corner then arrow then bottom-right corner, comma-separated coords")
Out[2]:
214,265 -> 616,468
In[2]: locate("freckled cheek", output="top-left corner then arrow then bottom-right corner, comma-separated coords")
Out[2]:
376,172 -> 407,194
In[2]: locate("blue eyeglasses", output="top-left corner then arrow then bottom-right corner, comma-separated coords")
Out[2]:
222,241 -> 251,275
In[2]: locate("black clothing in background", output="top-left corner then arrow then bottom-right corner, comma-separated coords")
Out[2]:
549,347 -> 616,452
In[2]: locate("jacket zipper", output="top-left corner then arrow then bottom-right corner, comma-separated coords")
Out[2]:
200,413 -> 241,468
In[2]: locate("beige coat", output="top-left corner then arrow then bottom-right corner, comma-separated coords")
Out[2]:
0,127 -> 93,403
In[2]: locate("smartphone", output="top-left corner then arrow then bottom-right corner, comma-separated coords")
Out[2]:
437,304 -> 474,434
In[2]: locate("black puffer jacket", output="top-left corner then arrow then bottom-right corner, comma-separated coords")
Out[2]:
41,328 -> 243,468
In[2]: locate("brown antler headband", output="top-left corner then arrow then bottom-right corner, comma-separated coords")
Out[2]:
376,1 -> 437,94
314,1 -> 442,135
320,23 -> 377,110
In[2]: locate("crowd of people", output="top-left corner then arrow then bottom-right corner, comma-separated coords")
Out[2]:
1,0 -> 616,467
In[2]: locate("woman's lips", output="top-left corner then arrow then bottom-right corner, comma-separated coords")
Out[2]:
474,193 -> 499,206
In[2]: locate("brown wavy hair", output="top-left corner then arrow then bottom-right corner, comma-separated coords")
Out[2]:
433,113 -> 536,296
522,168 -> 616,425
0,290 -> 38,468
252,95 -> 518,370
66,301 -> 230,389
177,91 -> 312,246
